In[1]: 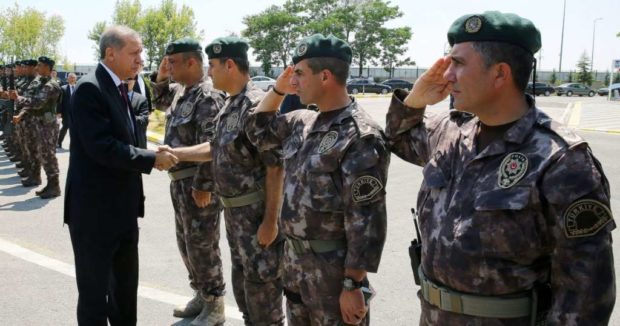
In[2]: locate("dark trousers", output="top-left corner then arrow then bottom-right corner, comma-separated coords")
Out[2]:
69,224 -> 140,326
58,118 -> 69,146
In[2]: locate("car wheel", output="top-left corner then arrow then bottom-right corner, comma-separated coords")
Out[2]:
544,90 -> 550,96
381,89 -> 388,94
566,91 -> 573,97
588,91 -> 595,97
351,88 -> 359,94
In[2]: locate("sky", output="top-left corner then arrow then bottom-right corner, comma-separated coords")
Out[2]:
9,0 -> 620,72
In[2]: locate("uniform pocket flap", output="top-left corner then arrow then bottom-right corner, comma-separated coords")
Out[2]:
474,186 -> 531,211
422,161 -> 448,189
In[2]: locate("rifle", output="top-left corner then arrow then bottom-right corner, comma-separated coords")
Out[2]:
408,208 -> 422,285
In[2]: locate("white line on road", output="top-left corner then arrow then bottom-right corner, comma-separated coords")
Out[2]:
0,236 -> 243,321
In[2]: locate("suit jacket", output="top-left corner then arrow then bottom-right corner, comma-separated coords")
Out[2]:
129,91 -> 149,149
64,63 -> 156,233
58,84 -> 74,124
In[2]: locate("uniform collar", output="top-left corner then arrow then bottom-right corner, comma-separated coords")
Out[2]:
310,97 -> 357,133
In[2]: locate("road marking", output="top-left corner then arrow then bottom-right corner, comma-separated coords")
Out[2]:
0,236 -> 243,321
567,101 -> 582,128
560,102 -> 573,124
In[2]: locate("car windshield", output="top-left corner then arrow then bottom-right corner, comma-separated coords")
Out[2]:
558,83 -> 572,87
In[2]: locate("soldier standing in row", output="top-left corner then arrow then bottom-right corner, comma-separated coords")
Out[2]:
249,34 -> 389,325
13,60 -> 39,184
12,56 -> 62,198
152,37 -> 227,325
160,37 -> 286,325
385,11 -> 615,324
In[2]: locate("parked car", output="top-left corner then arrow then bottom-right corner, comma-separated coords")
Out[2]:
525,82 -> 555,96
381,79 -> 413,91
597,83 -> 620,96
250,75 -> 276,91
555,83 -> 595,97
346,79 -> 392,94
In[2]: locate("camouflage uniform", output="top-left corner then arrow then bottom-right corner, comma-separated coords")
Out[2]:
248,99 -> 389,325
211,82 -> 285,325
15,76 -> 41,180
18,76 -> 61,186
152,76 -> 227,299
385,91 -> 615,325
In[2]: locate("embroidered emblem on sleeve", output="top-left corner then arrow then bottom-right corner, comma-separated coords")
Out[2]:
564,199 -> 613,238
226,112 -> 239,132
352,176 -> 383,203
498,152 -> 528,188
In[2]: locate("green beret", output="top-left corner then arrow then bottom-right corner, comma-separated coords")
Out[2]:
292,34 -> 352,64
447,11 -> 541,55
24,59 -> 38,67
38,56 -> 55,68
165,37 -> 202,55
205,37 -> 249,61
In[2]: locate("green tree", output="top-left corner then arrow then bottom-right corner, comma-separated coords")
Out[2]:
576,51 -> 592,85
549,69 -> 557,85
0,3 -> 65,61
380,26 -> 414,78
242,3 -> 303,76
567,70 -> 573,82
87,0 -> 201,69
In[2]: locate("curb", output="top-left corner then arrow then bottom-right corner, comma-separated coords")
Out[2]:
578,128 -> 620,135
146,130 -> 164,145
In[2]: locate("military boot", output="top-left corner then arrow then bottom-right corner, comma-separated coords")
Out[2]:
173,292 -> 203,318
17,168 -> 30,178
21,175 -> 41,187
35,184 -> 49,196
38,176 -> 61,199
189,295 -> 225,326
15,162 -> 24,169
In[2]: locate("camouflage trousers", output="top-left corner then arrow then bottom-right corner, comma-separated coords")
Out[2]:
170,178 -> 225,297
14,119 -> 27,158
22,117 -> 41,176
283,243 -> 370,326
224,201 -> 285,326
30,116 -> 59,179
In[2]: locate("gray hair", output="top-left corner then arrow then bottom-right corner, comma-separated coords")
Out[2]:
68,73 -> 77,78
99,25 -> 141,60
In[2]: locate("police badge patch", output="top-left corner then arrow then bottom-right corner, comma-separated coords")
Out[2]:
317,131 -> 338,154
180,102 -> 193,118
465,16 -> 482,33
498,152 -> 528,188
352,176 -> 383,203
564,199 -> 613,238
226,112 -> 239,131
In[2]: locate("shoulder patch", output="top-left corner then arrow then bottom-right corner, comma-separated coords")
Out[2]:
352,175 -> 383,203
564,199 -> 613,238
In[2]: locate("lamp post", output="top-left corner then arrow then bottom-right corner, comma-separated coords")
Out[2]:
558,0 -> 566,77
591,18 -> 603,73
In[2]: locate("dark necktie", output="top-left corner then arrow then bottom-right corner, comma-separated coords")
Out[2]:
118,83 -> 135,134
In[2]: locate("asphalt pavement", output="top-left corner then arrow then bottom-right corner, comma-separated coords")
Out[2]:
1,95 -> 619,325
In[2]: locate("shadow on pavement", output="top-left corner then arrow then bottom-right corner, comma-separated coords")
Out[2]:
0,195 -> 53,211
0,184 -> 31,197
171,318 -> 194,326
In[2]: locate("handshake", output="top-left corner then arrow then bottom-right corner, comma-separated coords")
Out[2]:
154,145 -> 179,171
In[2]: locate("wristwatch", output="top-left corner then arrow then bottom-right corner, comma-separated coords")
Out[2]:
342,277 -> 363,291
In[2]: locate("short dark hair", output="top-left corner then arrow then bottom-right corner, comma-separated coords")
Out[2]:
218,57 -> 249,74
305,57 -> 350,85
471,42 -> 534,92
182,51 -> 203,64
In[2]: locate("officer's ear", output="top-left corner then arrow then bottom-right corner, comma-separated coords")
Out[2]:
493,63 -> 512,89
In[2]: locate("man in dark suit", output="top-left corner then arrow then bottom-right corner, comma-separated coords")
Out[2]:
57,72 -> 77,148
132,60 -> 153,112
126,75 -> 149,149
65,25 -> 178,326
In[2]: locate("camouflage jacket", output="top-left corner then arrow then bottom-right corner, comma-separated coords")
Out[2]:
18,76 -> 61,117
248,99 -> 389,273
14,75 -> 38,113
153,76 -> 225,191
211,82 -> 280,197
386,92 -> 615,324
